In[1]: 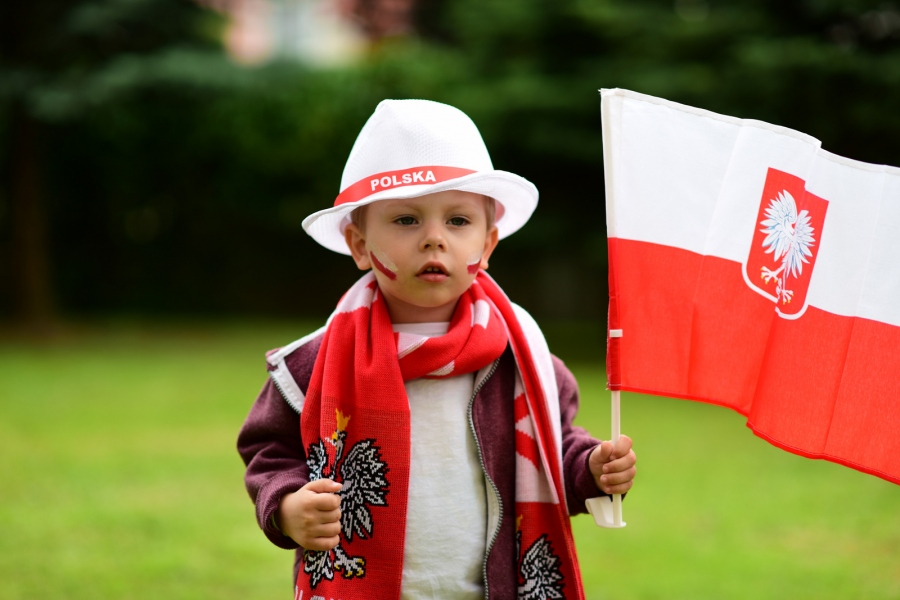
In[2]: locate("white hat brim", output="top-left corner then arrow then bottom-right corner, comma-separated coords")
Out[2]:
302,170 -> 538,255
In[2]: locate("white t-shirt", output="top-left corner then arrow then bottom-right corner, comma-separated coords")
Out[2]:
393,322 -> 487,600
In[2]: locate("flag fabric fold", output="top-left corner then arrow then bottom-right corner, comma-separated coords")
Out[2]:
602,88 -> 900,485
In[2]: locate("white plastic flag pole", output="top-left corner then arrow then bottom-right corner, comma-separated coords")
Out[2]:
609,389 -> 625,526
585,329 -> 626,528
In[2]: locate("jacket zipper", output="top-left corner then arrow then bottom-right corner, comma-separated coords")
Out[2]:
468,358 -> 501,600
269,372 -> 302,414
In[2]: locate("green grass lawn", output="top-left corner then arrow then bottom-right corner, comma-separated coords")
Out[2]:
1,320 -> 898,599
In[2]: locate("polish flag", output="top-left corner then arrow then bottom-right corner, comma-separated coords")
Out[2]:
602,89 -> 900,485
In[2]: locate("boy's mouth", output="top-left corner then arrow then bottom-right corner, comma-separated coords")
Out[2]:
417,263 -> 449,281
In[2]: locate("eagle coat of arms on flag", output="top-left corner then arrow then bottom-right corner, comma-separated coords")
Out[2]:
744,167 -> 829,319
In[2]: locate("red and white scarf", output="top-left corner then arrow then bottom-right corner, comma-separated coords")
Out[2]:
296,271 -> 584,600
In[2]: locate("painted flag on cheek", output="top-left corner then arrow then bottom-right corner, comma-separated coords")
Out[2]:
602,88 -> 900,485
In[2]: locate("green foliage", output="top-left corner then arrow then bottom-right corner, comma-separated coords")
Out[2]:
0,0 -> 229,120
2,0 -> 900,319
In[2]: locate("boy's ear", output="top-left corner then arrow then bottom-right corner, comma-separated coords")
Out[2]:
480,226 -> 500,270
344,223 -> 372,271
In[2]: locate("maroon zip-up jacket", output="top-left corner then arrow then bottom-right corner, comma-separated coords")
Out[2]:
237,334 -> 607,597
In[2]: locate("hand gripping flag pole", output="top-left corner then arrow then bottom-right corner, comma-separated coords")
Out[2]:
585,328 -> 626,528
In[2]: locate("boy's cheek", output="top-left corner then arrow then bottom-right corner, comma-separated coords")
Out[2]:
466,253 -> 481,274
367,243 -> 399,280
371,252 -> 398,280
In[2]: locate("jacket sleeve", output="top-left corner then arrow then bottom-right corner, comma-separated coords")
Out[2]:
554,355 -> 609,516
236,378 -> 308,549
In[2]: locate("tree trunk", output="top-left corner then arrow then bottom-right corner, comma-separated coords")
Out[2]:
10,107 -> 57,332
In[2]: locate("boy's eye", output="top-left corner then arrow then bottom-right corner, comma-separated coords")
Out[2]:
394,216 -> 417,226
448,216 -> 469,227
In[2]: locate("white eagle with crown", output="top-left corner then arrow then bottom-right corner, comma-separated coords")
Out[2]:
758,189 -> 816,305
303,409 -> 390,589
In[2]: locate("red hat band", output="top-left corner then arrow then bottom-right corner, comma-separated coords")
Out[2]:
334,166 -> 477,206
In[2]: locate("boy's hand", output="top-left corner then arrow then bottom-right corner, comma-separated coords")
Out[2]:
589,435 -> 636,495
276,478 -> 343,551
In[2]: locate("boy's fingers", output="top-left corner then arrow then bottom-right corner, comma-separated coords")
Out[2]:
303,535 -> 340,552
611,434 -> 633,460
317,508 -> 341,523
602,451 -> 637,474
304,507 -> 341,527
310,492 -> 342,512
310,521 -> 342,539
589,441 -> 614,472
601,480 -> 634,495
304,478 -> 342,494
599,466 -> 636,488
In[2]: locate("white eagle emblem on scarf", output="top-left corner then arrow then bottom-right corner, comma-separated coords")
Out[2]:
304,409 -> 390,589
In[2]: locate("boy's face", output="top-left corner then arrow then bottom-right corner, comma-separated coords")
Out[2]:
344,190 -> 499,323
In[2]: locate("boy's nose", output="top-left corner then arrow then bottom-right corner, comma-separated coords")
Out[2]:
420,222 -> 446,251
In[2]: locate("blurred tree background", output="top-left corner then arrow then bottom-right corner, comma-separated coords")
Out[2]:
3,0 -> 900,330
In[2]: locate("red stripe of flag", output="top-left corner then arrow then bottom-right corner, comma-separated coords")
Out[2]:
612,237 -> 900,484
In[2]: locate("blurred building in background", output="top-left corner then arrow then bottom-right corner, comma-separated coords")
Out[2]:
200,0 -> 416,65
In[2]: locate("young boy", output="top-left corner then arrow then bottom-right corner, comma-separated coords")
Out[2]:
238,100 -> 636,600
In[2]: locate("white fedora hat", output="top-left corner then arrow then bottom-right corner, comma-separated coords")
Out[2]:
302,99 -> 539,254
